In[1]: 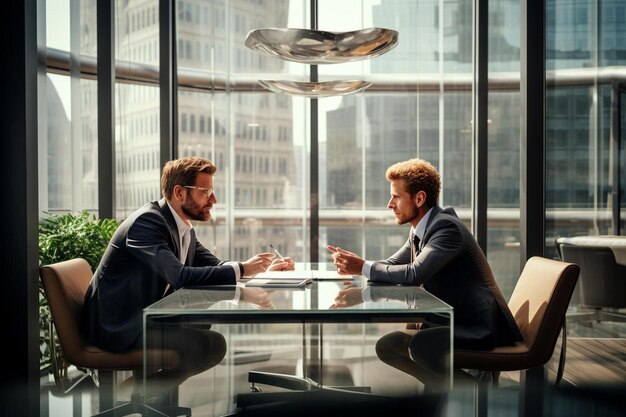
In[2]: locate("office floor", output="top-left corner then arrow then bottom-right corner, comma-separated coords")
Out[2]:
41,319 -> 626,417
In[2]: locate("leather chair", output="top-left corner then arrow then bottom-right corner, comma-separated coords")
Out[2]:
455,256 -> 580,417
40,258 -> 191,417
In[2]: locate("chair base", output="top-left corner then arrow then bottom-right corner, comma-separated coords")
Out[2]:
232,390 -> 444,417
240,369 -> 373,410
470,366 -> 544,417
93,401 -> 191,417
94,390 -> 191,417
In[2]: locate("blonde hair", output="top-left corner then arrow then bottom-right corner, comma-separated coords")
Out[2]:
385,158 -> 441,207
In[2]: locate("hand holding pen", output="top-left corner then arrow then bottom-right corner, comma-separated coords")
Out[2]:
269,243 -> 284,260
267,243 -> 295,271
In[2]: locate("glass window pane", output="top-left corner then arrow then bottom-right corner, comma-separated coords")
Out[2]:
487,0 -> 521,298
114,0 -> 161,219
41,0 -> 98,215
319,0 -> 472,263
545,0 -> 626,321
176,1 -> 308,261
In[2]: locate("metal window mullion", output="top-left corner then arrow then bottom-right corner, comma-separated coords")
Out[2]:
1,1 -> 40,413
97,0 -> 115,219
520,0 -> 546,269
226,2 -> 235,258
611,82 -> 622,235
160,0 -> 176,166
38,0 -> 49,216
310,0 -> 319,262
70,0 -> 83,212
472,0 -> 488,253
438,0 -> 445,205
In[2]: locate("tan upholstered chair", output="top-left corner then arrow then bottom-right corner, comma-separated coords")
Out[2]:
40,258 -> 190,417
455,256 -> 580,417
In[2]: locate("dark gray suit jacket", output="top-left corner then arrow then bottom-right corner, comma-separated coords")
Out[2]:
81,199 -> 237,352
369,205 -> 522,350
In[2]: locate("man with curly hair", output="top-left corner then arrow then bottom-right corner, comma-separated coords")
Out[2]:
328,158 -> 521,390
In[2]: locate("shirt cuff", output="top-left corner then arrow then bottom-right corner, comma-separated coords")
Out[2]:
361,286 -> 372,302
223,261 -> 242,280
231,284 -> 242,304
362,260 -> 373,278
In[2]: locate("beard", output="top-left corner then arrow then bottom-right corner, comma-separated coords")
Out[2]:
181,195 -> 211,221
395,206 -> 420,225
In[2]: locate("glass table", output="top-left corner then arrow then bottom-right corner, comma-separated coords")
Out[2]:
143,269 -> 453,415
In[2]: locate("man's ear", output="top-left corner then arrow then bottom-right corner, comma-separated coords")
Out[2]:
414,190 -> 427,208
172,184 -> 185,201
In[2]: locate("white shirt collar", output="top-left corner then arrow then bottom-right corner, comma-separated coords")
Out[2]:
411,207 -> 434,241
166,201 -> 193,237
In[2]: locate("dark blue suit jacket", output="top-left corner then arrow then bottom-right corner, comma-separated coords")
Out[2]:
369,205 -> 522,350
81,199 -> 237,352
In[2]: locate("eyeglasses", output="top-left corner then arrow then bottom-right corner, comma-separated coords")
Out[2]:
183,185 -> 214,198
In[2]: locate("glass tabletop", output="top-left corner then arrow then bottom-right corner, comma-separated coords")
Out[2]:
142,265 -> 454,414
144,275 -> 453,321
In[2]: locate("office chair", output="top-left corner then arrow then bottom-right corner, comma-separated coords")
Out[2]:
455,256 -> 580,417
556,240 -> 626,324
235,339 -> 372,411
40,258 -> 191,417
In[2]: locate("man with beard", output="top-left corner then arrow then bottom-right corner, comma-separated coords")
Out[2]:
328,158 -> 521,391
81,156 -> 294,402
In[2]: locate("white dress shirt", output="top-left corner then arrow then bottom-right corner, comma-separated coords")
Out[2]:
362,207 -> 433,301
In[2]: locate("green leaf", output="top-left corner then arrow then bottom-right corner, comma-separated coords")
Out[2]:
38,211 -> 119,373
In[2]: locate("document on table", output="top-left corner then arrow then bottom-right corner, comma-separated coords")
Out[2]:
250,270 -> 354,281
243,270 -> 310,287
244,278 -> 311,288
243,268 -> 354,287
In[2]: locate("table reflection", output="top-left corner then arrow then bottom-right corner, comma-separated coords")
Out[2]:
143,273 -> 453,414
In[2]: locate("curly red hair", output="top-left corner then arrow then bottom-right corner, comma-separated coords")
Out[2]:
385,158 -> 441,208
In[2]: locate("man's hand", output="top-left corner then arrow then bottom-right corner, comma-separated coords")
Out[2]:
240,287 -> 274,309
327,245 -> 365,275
267,256 -> 295,271
241,253 -> 274,277
330,287 -> 364,309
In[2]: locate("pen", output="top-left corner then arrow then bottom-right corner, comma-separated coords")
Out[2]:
269,243 -> 284,260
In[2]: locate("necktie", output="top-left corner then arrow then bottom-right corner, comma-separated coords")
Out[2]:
413,234 -> 421,260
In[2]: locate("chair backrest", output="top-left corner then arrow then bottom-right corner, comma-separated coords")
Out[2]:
558,244 -> 626,308
41,258 -> 180,372
507,256 -> 579,366
40,258 -> 94,366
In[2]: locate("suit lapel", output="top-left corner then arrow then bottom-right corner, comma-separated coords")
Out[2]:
157,198 -> 182,260
422,205 -> 443,249
186,229 -> 197,266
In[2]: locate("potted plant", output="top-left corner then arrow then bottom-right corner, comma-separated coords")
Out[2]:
38,211 -> 119,384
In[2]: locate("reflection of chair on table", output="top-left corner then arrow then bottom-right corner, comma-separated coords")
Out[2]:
235,364 -> 443,417
247,363 -> 356,392
236,330 -> 372,412
40,258 -> 191,417
556,236 -> 626,324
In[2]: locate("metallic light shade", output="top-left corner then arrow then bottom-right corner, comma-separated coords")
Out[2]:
245,27 -> 399,64
258,80 -> 373,98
